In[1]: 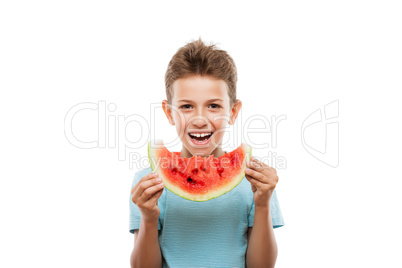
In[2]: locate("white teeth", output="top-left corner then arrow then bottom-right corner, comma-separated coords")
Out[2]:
189,132 -> 212,138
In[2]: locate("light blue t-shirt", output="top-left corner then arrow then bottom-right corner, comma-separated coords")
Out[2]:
129,166 -> 284,268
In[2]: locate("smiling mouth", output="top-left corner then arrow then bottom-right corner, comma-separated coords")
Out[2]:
188,132 -> 213,143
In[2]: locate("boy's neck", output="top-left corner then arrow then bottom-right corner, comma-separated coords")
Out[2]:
180,145 -> 227,158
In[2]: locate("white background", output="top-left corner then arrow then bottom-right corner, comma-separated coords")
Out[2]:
1,1 -> 401,267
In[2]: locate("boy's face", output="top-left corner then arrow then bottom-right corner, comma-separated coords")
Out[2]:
162,75 -> 241,158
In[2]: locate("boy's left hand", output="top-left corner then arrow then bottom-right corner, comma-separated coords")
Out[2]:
245,156 -> 279,208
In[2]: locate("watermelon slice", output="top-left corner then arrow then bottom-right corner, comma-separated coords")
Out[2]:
148,140 -> 252,202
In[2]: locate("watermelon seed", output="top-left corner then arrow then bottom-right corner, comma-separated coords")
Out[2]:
187,177 -> 196,184
191,169 -> 198,175
171,168 -> 178,175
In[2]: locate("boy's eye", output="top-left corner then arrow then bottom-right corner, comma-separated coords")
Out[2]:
180,104 -> 220,109
180,104 -> 193,109
209,104 -> 220,109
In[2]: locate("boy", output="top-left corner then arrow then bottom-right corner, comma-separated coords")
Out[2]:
129,37 -> 284,268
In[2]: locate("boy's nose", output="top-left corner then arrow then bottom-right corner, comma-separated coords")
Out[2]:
191,116 -> 208,128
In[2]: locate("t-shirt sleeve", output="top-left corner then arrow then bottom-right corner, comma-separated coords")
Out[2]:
248,189 -> 285,229
129,169 -> 163,234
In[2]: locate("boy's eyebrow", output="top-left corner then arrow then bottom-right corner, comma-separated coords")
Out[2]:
177,98 -> 224,103
177,99 -> 194,103
208,98 -> 224,102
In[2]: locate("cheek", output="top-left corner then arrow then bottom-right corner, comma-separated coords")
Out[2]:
172,111 -> 189,132
172,110 -> 184,124
214,119 -> 227,129
212,110 -> 231,126
210,112 -> 230,133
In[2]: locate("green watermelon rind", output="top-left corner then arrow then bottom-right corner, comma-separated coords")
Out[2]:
148,140 -> 252,202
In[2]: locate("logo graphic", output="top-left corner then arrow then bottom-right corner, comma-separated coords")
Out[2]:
64,100 -> 289,169
301,100 -> 339,167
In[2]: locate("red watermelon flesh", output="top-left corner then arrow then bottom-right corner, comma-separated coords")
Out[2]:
148,140 -> 252,202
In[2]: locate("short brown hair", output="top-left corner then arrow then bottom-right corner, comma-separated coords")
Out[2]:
165,37 -> 237,106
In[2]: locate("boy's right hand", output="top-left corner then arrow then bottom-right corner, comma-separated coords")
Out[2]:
131,172 -> 165,223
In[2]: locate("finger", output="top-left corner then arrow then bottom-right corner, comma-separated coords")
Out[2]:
245,174 -> 266,188
141,172 -> 159,183
132,177 -> 159,200
246,160 -> 264,172
245,168 -> 265,181
131,172 -> 159,194
138,182 -> 165,203
131,174 -> 162,202
251,157 -> 272,170
144,187 -> 164,205
133,178 -> 163,203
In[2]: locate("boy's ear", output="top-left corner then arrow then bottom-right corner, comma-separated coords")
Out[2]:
229,99 -> 242,125
162,100 -> 175,126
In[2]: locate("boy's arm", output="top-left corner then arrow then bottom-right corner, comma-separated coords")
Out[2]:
130,218 -> 162,268
246,205 -> 278,268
